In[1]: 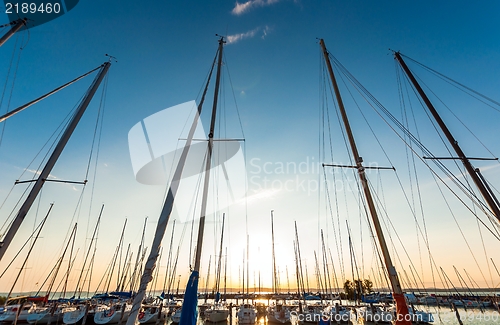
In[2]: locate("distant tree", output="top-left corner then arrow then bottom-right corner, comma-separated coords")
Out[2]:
363,279 -> 373,293
343,279 -> 373,300
0,296 -> 6,305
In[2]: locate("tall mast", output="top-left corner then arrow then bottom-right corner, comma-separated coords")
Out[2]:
193,36 -> 225,272
320,230 -> 332,300
394,52 -> 500,222
127,37 -> 220,325
319,39 -> 411,324
223,247 -> 228,299
0,18 -> 26,47
0,62 -> 111,261
73,204 -> 104,298
271,210 -> 278,295
215,214 -> 226,294
0,65 -> 102,123
106,219 -> 127,293
178,36 -> 225,325
6,204 -> 52,301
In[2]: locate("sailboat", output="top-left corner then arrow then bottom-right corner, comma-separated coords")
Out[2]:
27,303 -> 69,325
91,221 -> 135,325
267,211 -> 291,325
236,236 -> 257,325
25,223 -> 79,325
0,62 -> 111,261
203,214 -> 229,323
0,296 -> 37,323
319,38 -> 414,325
125,34 -> 231,325
176,35 -> 244,325
93,302 -> 131,325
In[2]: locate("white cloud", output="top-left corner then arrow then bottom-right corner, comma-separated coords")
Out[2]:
227,25 -> 272,44
231,0 -> 282,15
24,168 -> 58,180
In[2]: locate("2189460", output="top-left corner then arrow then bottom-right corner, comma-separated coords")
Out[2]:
5,2 -> 61,14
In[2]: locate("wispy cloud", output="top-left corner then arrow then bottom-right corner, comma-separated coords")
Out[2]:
24,168 -> 58,180
227,26 -> 271,44
232,0 -> 282,15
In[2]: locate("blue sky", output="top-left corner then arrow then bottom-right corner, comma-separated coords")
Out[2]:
1,0 -> 500,294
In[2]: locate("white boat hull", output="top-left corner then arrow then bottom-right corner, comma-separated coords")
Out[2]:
237,305 -> 256,325
63,307 -> 86,325
27,310 -> 62,324
94,305 -> 130,325
204,308 -> 229,323
138,307 -> 166,324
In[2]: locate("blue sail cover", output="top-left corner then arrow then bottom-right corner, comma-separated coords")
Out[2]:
179,271 -> 199,325
215,292 -> 220,303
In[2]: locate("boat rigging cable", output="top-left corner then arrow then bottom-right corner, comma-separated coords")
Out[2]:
0,62 -> 111,260
395,52 -> 500,222
126,40 -> 220,325
0,30 -> 23,148
0,18 -> 27,47
72,204 -> 104,298
322,48 -> 499,293
393,54 -> 499,288
395,63 -> 437,292
0,205 -> 50,277
326,50 -> 500,240
5,203 -> 52,301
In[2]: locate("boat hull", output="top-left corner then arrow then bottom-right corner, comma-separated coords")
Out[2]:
138,307 -> 166,324
204,309 -> 229,323
27,310 -> 63,324
237,306 -> 256,325
94,305 -> 130,325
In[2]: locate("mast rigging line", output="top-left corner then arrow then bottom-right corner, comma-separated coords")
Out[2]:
395,52 -> 500,223
6,203 -> 52,301
0,30 -> 24,149
320,167 -> 345,285
126,38 -> 221,325
396,62 -> 435,291
84,67 -> 110,232
366,174 -> 444,290
0,61 -> 111,261
0,65 -> 103,123
326,50 -> 500,236
0,89 -> 83,223
399,52 -> 500,113
0,204 -> 52,278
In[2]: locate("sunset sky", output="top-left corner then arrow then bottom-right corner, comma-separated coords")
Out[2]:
1,0 -> 500,296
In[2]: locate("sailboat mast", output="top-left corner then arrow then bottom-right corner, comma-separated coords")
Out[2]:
271,210 -> 278,294
394,52 -> 500,221
0,62 -> 111,261
0,65 -> 102,123
6,204 -> 52,301
193,36 -> 225,272
107,219 -> 127,293
127,39 -> 219,325
73,204 -> 104,298
177,37 -> 225,325
163,220 -> 176,293
319,39 -> 410,324
224,247 -> 228,299
0,18 -> 26,47
215,214 -> 226,294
